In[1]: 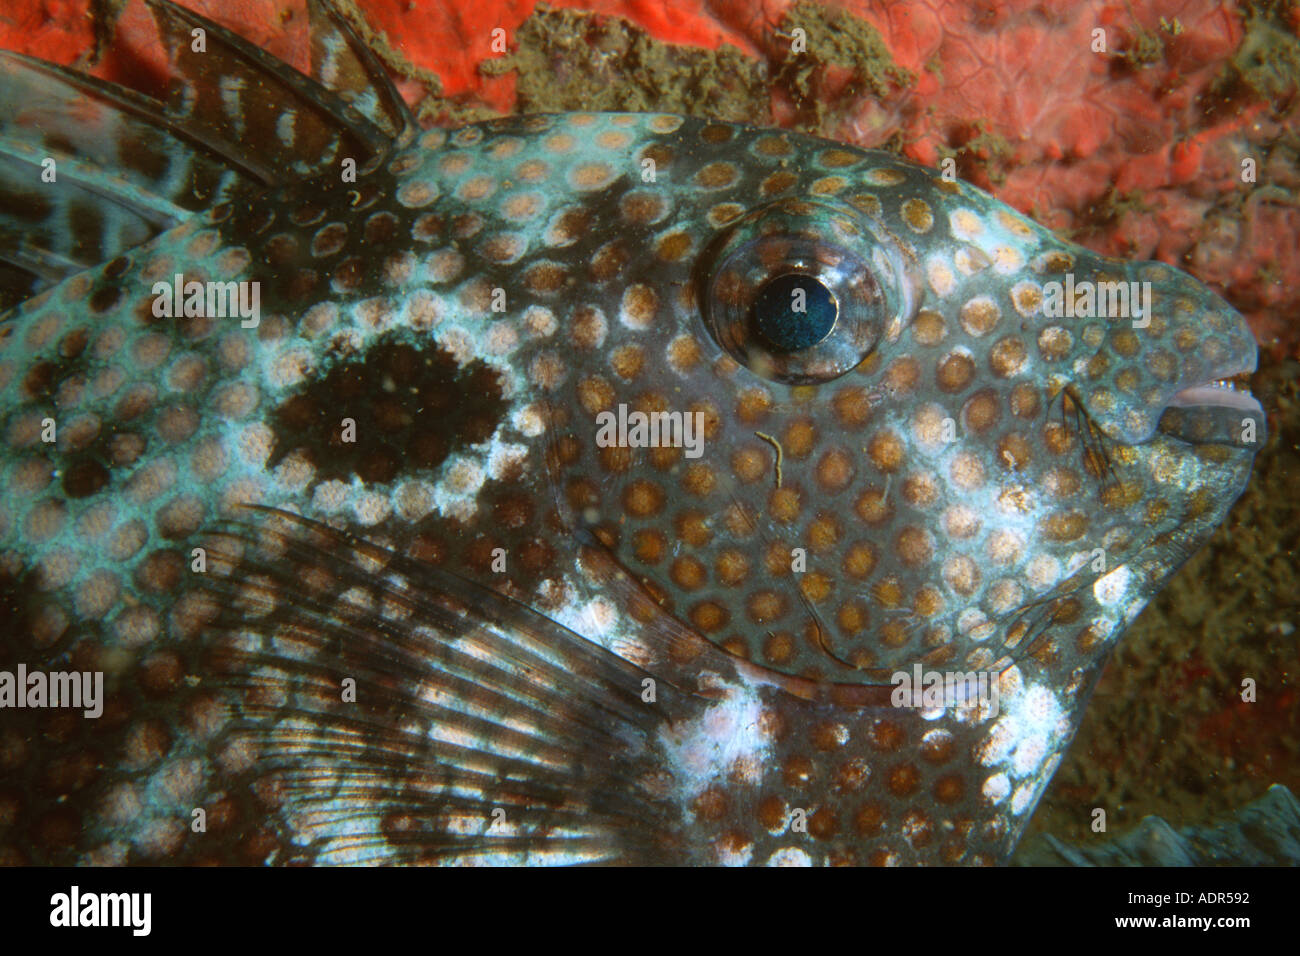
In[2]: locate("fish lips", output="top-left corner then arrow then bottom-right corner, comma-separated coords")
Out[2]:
1158,375 -> 1267,447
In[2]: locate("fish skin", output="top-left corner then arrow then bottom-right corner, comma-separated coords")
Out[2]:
0,1 -> 1266,865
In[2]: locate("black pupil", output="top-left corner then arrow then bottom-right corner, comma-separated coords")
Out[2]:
752,273 -> 838,352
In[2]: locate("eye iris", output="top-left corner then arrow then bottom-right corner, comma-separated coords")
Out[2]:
752,273 -> 838,352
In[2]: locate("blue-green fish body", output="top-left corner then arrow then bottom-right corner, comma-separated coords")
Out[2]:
0,1 -> 1264,865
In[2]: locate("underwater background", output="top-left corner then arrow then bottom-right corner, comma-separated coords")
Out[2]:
1,0 -> 1296,857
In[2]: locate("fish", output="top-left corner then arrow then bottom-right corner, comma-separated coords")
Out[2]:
0,0 -> 1266,865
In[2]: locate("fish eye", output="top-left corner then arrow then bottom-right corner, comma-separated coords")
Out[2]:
752,273 -> 838,352
698,198 -> 918,384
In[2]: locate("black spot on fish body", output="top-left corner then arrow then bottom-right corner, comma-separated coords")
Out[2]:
88,281 -> 123,314
61,457 -> 109,498
268,335 -> 508,487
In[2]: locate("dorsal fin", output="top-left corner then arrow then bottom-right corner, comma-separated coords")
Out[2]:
198,508 -> 694,865
305,0 -> 417,142
141,0 -> 397,174
0,0 -> 412,314
0,50 -> 276,301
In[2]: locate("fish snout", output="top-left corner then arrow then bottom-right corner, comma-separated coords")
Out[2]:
1055,261 -> 1264,449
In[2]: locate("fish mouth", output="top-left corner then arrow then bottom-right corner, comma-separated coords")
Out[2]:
1168,371 -> 1264,416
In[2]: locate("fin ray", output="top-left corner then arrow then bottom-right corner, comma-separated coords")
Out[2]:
144,0 -> 395,175
0,1 -> 407,314
306,0 -> 417,140
198,508 -> 692,865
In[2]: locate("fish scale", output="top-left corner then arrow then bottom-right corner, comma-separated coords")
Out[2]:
0,0 -> 1265,865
